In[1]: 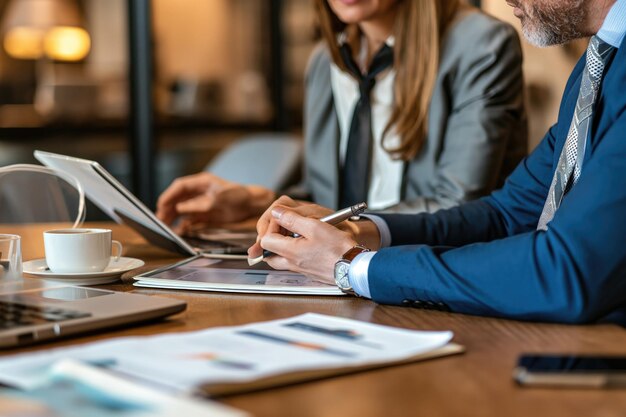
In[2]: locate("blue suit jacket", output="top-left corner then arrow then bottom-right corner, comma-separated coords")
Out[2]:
370,36 -> 626,323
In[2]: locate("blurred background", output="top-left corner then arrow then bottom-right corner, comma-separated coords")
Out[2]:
0,0 -> 585,219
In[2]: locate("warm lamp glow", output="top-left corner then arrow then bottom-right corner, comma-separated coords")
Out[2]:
43,26 -> 90,61
3,27 -> 45,59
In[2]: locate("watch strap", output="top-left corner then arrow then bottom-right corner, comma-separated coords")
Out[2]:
341,245 -> 370,263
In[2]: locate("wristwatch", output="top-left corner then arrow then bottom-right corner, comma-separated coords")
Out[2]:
334,245 -> 370,296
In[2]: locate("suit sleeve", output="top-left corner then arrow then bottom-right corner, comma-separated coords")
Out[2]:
368,108 -> 626,323
383,20 -> 527,214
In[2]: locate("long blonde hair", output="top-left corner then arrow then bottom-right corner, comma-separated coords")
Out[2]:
315,0 -> 461,160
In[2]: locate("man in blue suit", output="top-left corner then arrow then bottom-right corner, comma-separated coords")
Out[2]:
251,0 -> 626,323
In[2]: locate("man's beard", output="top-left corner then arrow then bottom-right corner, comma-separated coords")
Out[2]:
519,1 -> 586,47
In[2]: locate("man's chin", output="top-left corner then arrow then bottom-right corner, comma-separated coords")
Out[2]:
517,0 -> 586,48
521,25 -> 565,47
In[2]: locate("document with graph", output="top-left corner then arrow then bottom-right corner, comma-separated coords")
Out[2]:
0,314 -> 463,395
0,360 -> 247,417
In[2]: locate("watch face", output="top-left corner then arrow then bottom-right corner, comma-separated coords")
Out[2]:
334,261 -> 351,289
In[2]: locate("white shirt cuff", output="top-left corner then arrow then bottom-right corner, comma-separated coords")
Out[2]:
360,214 -> 391,248
348,251 -> 376,299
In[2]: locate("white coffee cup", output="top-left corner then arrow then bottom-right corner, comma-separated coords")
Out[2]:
43,228 -> 123,274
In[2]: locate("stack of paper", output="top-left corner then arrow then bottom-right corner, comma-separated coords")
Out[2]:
0,313 -> 462,396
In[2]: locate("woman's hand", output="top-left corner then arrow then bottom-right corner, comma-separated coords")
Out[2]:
258,207 -> 357,284
156,172 -> 275,233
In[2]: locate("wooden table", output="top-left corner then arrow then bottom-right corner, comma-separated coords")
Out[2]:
3,223 -> 626,417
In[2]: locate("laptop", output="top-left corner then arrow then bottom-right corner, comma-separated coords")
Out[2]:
0,279 -> 186,348
34,151 -> 254,256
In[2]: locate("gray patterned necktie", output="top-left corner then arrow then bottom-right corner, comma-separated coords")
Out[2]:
537,36 -> 614,231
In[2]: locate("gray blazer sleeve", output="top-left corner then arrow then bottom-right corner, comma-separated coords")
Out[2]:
280,45 -> 328,202
382,13 -> 527,214
297,43 -> 342,208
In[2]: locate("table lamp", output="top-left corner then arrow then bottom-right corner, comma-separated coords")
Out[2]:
2,0 -> 90,61
1,0 -> 91,115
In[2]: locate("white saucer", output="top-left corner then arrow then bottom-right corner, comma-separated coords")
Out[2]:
23,257 -> 145,285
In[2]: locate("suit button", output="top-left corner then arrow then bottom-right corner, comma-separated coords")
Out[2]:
402,299 -> 411,306
437,302 -> 451,312
412,300 -> 423,308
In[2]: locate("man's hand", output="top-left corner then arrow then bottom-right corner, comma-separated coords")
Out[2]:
257,207 -> 357,284
248,196 -> 333,257
156,172 -> 275,233
249,196 -> 382,260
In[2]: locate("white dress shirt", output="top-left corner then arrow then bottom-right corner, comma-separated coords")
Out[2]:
330,37 -> 403,211
348,0 -> 626,299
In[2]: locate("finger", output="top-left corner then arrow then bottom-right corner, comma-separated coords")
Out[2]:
248,241 -> 263,258
268,217 -> 286,234
157,185 -> 185,223
172,217 -> 194,235
291,204 -> 329,219
155,206 -> 176,224
175,194 -> 217,215
252,218 -> 283,258
156,185 -> 178,213
256,197 -> 296,232
157,181 -> 204,223
273,195 -> 297,207
260,232 -> 307,274
271,208 -> 325,238
260,230 -> 297,259
255,203 -> 329,239
158,173 -> 213,208
156,180 -> 190,210
255,208 -> 274,239
255,203 -> 293,243
264,255 -> 293,272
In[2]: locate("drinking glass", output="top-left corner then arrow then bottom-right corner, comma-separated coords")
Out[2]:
0,234 -> 22,281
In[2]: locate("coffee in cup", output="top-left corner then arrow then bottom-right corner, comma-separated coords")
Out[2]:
43,228 -> 122,274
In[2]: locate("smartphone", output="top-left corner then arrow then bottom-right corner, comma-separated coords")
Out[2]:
514,354 -> 626,388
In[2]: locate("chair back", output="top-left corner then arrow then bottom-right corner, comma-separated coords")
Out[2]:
206,133 -> 302,191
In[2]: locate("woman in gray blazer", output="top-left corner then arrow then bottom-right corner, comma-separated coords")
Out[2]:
157,0 -> 526,228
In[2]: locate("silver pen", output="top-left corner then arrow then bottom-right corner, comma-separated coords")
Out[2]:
248,202 -> 368,266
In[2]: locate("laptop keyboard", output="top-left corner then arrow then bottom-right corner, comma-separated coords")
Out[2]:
0,301 -> 91,330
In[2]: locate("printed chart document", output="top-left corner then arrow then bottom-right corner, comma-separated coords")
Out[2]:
0,359 -> 247,417
133,256 -> 344,295
0,313 -> 463,396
